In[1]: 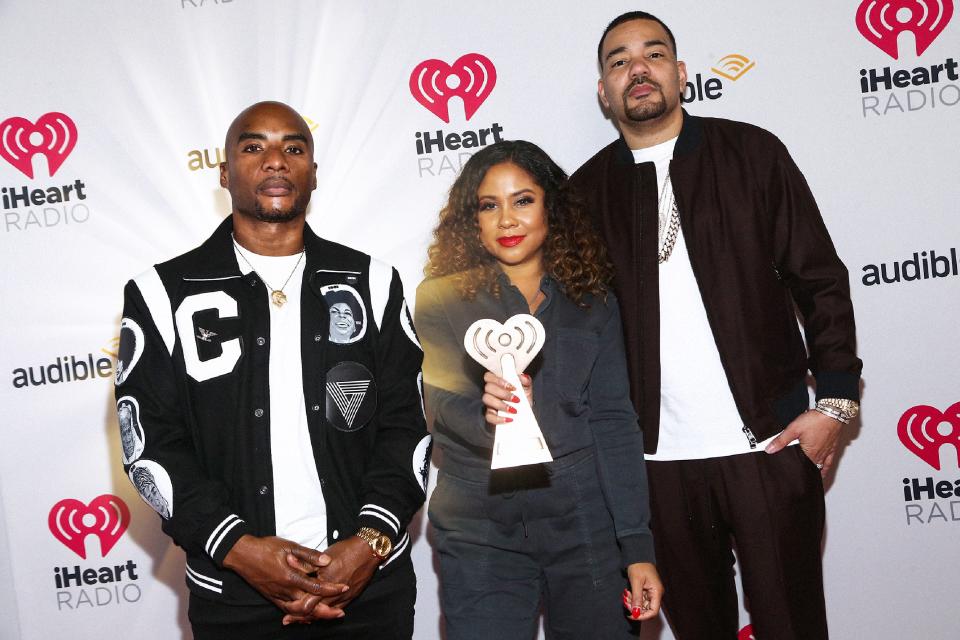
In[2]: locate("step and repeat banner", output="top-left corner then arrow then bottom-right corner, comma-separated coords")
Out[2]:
1,1 -> 957,638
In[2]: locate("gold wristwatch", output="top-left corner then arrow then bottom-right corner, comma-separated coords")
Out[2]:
815,398 -> 860,424
355,526 -> 392,561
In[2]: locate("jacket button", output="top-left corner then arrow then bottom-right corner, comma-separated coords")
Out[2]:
254,408 -> 264,418
319,478 -> 326,487
312,404 -> 320,412
258,485 -> 269,496
314,334 -> 322,342
332,529 -> 339,540
256,337 -> 266,346
250,279 -> 258,287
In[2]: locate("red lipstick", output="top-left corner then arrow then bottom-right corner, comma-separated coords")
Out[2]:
497,235 -> 525,247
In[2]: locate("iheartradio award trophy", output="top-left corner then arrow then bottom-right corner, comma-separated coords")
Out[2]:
464,314 -> 553,469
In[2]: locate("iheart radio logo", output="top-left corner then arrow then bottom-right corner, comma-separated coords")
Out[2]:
898,402 -> 960,470
738,625 -> 755,640
409,54 -> 497,123
48,494 -> 130,559
0,112 -> 78,179
856,0 -> 954,59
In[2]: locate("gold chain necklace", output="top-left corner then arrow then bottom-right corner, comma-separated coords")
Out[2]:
232,237 -> 305,307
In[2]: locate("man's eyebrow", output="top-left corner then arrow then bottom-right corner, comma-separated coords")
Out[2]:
604,39 -> 670,62
604,45 -> 628,62
235,132 -> 309,146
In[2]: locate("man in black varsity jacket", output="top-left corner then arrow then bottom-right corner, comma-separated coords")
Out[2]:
114,101 -> 430,639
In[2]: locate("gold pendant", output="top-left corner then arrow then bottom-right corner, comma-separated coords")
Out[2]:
271,290 -> 287,307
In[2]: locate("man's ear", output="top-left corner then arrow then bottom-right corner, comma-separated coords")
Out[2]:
311,162 -> 318,191
219,162 -> 228,189
677,61 -> 688,95
597,78 -> 610,110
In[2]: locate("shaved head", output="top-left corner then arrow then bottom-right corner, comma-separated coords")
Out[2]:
224,101 -> 314,161
220,100 -> 317,226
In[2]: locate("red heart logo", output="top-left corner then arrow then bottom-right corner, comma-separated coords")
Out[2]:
0,112 -> 78,179
409,53 -> 497,123
738,625 -> 755,640
856,0 -> 954,60
897,402 -> 960,470
48,494 -> 130,559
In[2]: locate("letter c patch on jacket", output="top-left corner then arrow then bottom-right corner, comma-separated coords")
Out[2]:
325,362 -> 377,432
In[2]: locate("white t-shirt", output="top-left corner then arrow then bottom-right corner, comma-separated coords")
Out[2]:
631,141 -> 782,460
234,243 -> 328,549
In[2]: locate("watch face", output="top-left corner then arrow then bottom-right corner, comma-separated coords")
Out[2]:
374,535 -> 392,557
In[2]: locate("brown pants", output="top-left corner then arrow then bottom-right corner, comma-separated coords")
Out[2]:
646,446 -> 827,640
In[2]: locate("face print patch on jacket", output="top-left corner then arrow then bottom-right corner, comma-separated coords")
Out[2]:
325,361 -> 378,432
320,284 -> 367,345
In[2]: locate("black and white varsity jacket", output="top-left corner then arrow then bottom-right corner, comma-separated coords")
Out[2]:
114,216 -> 430,605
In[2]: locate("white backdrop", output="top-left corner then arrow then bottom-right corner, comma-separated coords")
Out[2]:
1,1 -> 958,638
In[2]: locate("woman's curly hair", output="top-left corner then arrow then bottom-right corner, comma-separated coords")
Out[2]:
425,140 -> 612,305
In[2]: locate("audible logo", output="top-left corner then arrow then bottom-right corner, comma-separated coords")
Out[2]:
711,54 -> 756,81
861,247 -> 958,286
682,53 -> 756,104
1,112 -> 94,232
11,338 -> 116,389
409,53 -> 505,178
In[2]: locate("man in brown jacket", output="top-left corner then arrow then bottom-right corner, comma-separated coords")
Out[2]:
569,11 -> 862,640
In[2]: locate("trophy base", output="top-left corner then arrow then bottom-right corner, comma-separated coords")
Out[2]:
490,431 -> 554,469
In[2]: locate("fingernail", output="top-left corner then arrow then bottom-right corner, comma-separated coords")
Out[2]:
506,405 -> 517,414
632,607 -> 641,619
504,417 -> 513,423
622,588 -> 630,596
510,395 -> 521,403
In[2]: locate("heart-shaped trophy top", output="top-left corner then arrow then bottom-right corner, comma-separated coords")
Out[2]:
463,314 -> 545,378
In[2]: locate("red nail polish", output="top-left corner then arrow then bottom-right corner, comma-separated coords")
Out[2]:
506,405 -> 517,414
504,417 -> 513,423
632,607 -> 641,619
510,394 -> 521,403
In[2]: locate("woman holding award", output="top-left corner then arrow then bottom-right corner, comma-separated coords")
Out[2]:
416,140 -> 662,639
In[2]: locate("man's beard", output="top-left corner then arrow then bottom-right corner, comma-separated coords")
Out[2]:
622,77 -> 668,122
252,200 -> 305,223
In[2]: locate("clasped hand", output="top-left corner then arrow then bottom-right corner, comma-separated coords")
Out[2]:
223,534 -> 379,625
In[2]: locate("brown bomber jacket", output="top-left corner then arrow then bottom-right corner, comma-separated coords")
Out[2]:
569,111 -> 862,454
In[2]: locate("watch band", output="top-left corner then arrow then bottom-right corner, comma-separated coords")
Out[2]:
355,526 -> 392,561
815,398 -> 859,423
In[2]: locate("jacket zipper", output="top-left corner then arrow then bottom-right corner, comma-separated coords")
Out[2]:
742,426 -> 758,449
670,162 -> 756,444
